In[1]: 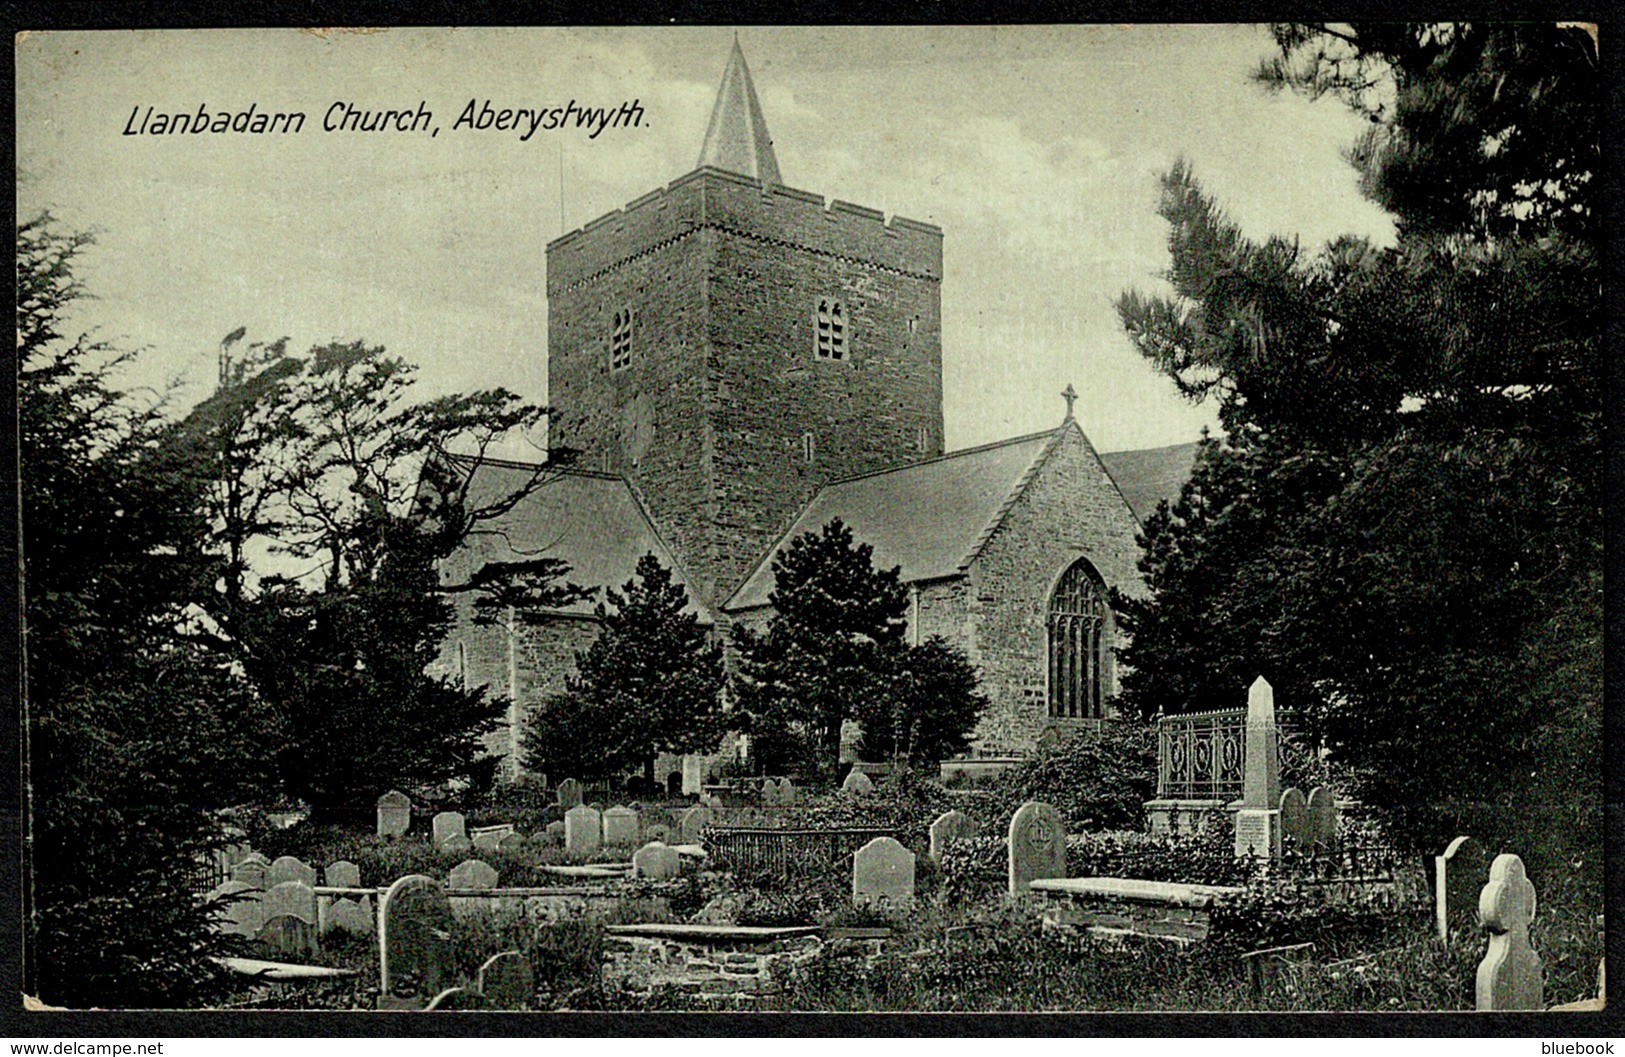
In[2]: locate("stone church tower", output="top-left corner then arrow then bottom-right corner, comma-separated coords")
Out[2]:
545,41 -> 946,607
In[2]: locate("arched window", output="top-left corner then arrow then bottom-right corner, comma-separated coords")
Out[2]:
1048,558 -> 1110,719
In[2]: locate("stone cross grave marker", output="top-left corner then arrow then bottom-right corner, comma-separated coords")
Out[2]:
556,778 -> 583,809
231,852 -> 270,889
326,860 -> 362,889
1278,788 -> 1308,855
1234,676 -> 1283,859
633,841 -> 682,880
260,880 -> 319,955
478,950 -> 533,1010
267,855 -> 317,889
1436,835 -> 1488,945
565,805 -> 602,856
1476,853 -> 1542,1011
431,812 -> 467,847
842,770 -> 875,796
1008,801 -> 1067,897
679,805 -> 712,843
853,836 -> 916,908
205,880 -> 262,937
376,789 -> 411,838
929,809 -> 978,863
1306,786 -> 1339,854
602,805 -> 640,847
379,874 -> 452,998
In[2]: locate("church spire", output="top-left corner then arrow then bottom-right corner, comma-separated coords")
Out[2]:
697,37 -> 782,184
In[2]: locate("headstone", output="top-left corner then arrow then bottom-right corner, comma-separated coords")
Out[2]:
472,831 -> 503,854
602,805 -> 640,847
432,811 -> 467,846
645,823 -> 673,844
448,858 -> 499,890
853,836 -> 916,908
1436,836 -> 1488,944
1234,676 -> 1283,858
376,789 -> 411,838
565,805 -> 602,856
632,841 -> 682,880
260,914 -> 318,955
266,855 -> 317,889
556,778 -> 583,808
678,805 -> 712,843
379,874 -> 452,997
205,880 -> 261,937
262,879 -> 318,924
495,832 -> 527,854
439,834 -> 472,855
1306,786 -> 1339,853
779,778 -> 800,805
762,778 -> 782,805
477,951 -> 533,1011
1476,853 -> 1542,1011
326,860 -> 362,889
1278,788 -> 1309,854
929,809 -> 978,863
231,852 -> 270,889
323,896 -> 374,937
259,881 -> 318,954
1007,801 -> 1067,896
842,770 -> 875,796
425,987 -> 486,1010
545,820 -> 566,844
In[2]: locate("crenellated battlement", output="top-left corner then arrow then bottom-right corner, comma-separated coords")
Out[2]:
547,167 -> 942,292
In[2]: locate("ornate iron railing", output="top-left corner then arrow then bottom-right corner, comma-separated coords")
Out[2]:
1156,709 -> 1308,800
703,826 -> 893,877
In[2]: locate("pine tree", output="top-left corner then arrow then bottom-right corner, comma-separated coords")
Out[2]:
521,553 -> 724,786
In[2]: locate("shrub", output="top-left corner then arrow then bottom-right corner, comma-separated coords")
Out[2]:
991,720 -> 1157,831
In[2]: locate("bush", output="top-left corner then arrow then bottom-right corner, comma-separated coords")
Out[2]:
991,720 -> 1157,831
1068,823 -> 1256,887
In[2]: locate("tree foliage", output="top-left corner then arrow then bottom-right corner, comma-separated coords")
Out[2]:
1115,23 -> 1600,863
522,553 -> 725,785
733,519 -> 986,777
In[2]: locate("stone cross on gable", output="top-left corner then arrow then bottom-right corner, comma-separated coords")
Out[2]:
1062,384 -> 1078,420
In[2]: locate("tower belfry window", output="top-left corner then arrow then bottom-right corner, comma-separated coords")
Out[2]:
815,298 -> 847,360
611,307 -> 634,371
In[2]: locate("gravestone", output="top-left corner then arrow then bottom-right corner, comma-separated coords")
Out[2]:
376,789 -> 411,838
929,810 -> 978,863
1234,676 -> 1283,859
602,805 -> 640,847
267,855 -> 317,889
259,881 -> 319,954
565,805 -> 602,856
323,897 -> 374,937
1008,801 -> 1067,896
326,860 -> 362,889
545,820 -> 566,844
679,805 -> 712,843
478,950 -> 533,1011
448,858 -> 499,890
842,770 -> 875,796
632,841 -> 682,880
1278,788 -> 1309,855
853,836 -> 916,908
495,832 -> 527,854
439,835 -> 472,855
472,832 -> 503,854
645,823 -> 673,844
779,778 -> 799,805
556,778 -> 583,809
231,852 -> 270,889
1306,786 -> 1339,853
432,811 -> 467,847
205,880 -> 261,937
1436,836 -> 1488,944
762,778 -> 782,806
379,874 -> 452,998
1476,853 -> 1542,1011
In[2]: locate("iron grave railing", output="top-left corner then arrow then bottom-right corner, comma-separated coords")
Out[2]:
1156,708 -> 1310,800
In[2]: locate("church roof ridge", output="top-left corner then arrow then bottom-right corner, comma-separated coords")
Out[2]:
697,37 -> 782,184
440,450 -> 624,482
816,427 -> 1061,490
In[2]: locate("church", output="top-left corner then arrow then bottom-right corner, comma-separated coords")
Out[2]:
439,41 -> 1196,787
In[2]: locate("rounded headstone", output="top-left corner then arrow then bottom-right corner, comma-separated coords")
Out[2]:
842,770 -> 875,796
632,841 -> 682,880
1007,801 -> 1066,896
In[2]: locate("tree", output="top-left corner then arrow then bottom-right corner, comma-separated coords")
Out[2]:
19,216 -> 277,1006
177,338 -> 587,814
1114,23 -> 1599,863
521,553 -> 724,786
733,519 -> 985,777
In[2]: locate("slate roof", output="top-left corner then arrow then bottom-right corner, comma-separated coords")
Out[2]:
451,457 -> 708,621
725,428 -> 1062,611
1097,441 -> 1201,525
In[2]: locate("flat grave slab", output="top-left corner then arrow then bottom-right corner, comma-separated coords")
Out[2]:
1028,877 -> 1244,908
604,923 -> 823,942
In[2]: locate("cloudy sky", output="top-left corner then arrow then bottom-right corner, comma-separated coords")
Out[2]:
17,25 -> 1394,455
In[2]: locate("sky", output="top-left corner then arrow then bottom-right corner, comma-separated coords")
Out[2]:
16,25 -> 1395,456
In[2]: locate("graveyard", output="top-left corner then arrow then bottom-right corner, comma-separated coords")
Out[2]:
192,678 -> 1604,1013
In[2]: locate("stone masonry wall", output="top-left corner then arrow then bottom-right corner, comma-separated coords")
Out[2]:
964,423 -> 1148,755
547,168 -> 943,608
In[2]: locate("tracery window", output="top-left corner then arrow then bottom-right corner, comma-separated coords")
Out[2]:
1048,558 -> 1109,719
